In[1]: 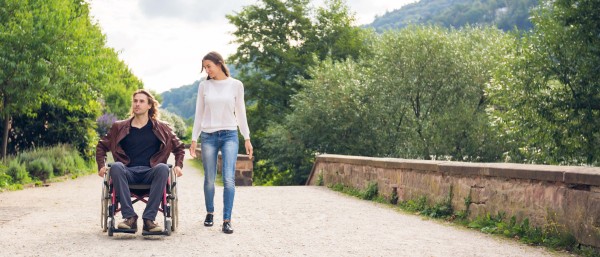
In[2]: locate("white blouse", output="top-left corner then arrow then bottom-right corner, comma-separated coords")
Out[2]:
191,77 -> 250,141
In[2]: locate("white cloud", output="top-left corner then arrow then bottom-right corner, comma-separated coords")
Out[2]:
88,0 -> 415,93
138,0 -> 255,24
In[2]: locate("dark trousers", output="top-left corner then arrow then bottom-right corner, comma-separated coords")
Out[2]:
110,162 -> 169,221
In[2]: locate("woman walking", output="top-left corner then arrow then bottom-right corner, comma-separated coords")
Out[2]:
190,51 -> 253,234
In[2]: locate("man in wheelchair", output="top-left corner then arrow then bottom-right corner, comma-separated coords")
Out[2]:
96,89 -> 184,234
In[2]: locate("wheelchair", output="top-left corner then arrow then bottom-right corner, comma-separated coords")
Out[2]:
100,163 -> 178,236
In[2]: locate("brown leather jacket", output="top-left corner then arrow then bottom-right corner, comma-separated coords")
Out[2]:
96,117 -> 185,171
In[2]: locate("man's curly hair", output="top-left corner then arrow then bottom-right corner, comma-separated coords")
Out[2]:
129,89 -> 159,120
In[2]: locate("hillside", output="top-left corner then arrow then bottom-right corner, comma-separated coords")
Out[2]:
368,0 -> 538,32
160,79 -> 201,121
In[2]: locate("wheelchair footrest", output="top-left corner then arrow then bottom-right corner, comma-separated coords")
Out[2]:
142,230 -> 169,236
111,228 -> 137,234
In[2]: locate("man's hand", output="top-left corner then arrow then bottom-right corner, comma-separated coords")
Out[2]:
190,141 -> 197,158
98,167 -> 107,177
174,166 -> 183,177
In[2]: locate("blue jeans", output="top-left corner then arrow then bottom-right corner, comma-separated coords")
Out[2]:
201,130 -> 238,221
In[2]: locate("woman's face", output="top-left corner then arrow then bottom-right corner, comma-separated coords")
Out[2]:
202,60 -> 223,79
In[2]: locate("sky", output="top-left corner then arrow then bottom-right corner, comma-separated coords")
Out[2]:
87,0 -> 416,93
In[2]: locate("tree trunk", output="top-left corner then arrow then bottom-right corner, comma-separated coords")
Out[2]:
2,113 -> 9,159
1,94 -> 9,159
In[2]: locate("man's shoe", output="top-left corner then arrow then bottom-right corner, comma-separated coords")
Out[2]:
204,214 -> 214,227
117,216 -> 137,230
222,221 -> 233,234
143,219 -> 163,232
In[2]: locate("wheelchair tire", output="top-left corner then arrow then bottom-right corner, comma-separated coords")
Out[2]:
108,218 -> 115,236
165,219 -> 172,236
168,167 -> 178,232
171,185 -> 178,231
101,174 -> 110,232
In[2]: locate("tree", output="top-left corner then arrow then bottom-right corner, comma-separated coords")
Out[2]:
0,0 -> 142,157
263,26 -> 515,184
227,0 -> 313,121
488,0 -> 600,165
227,0 -> 370,184
531,0 -> 600,164
0,0 -> 69,157
367,26 -> 511,161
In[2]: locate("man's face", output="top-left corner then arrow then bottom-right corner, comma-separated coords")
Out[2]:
132,93 -> 151,116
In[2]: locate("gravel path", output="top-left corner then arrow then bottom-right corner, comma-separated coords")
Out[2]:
0,151 -> 572,257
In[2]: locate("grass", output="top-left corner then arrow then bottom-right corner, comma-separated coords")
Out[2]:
327,182 -> 600,257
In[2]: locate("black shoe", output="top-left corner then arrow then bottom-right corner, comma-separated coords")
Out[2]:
204,214 -> 214,227
222,221 -> 233,234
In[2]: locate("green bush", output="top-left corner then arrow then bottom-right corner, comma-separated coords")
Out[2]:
7,159 -> 30,184
0,144 -> 94,190
362,182 -> 378,200
27,158 -> 54,181
159,109 -> 187,139
52,157 -> 68,176
0,163 -> 12,187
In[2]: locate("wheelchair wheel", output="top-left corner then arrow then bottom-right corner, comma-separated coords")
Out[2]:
101,173 -> 110,232
167,167 -> 178,232
165,219 -> 172,236
171,185 -> 178,231
107,217 -> 115,237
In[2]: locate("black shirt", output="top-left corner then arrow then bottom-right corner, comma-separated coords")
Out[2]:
120,120 -> 161,167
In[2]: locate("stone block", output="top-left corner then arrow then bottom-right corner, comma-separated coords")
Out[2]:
564,167 -> 600,186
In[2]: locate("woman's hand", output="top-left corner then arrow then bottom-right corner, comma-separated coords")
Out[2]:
190,141 -> 197,158
245,139 -> 253,159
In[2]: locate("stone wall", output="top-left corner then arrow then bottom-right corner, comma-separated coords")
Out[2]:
194,149 -> 253,186
306,154 -> 600,248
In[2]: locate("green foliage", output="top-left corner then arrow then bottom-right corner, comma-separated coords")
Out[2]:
4,103 -> 99,158
159,109 -> 188,140
328,181 -> 381,201
371,26 -> 512,161
268,26 -> 514,184
329,183 -> 362,197
487,0 -> 600,165
400,196 -> 429,213
369,0 -> 538,32
362,181 -> 378,200
467,212 -> 578,250
252,159 -> 287,185
0,0 -> 141,158
4,144 -> 92,186
227,0 -> 370,184
576,245 -> 600,257
399,189 -> 453,218
27,158 -> 53,181
0,163 -> 11,187
6,159 -> 30,184
316,172 -> 324,186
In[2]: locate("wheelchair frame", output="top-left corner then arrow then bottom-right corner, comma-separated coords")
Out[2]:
100,163 -> 178,236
